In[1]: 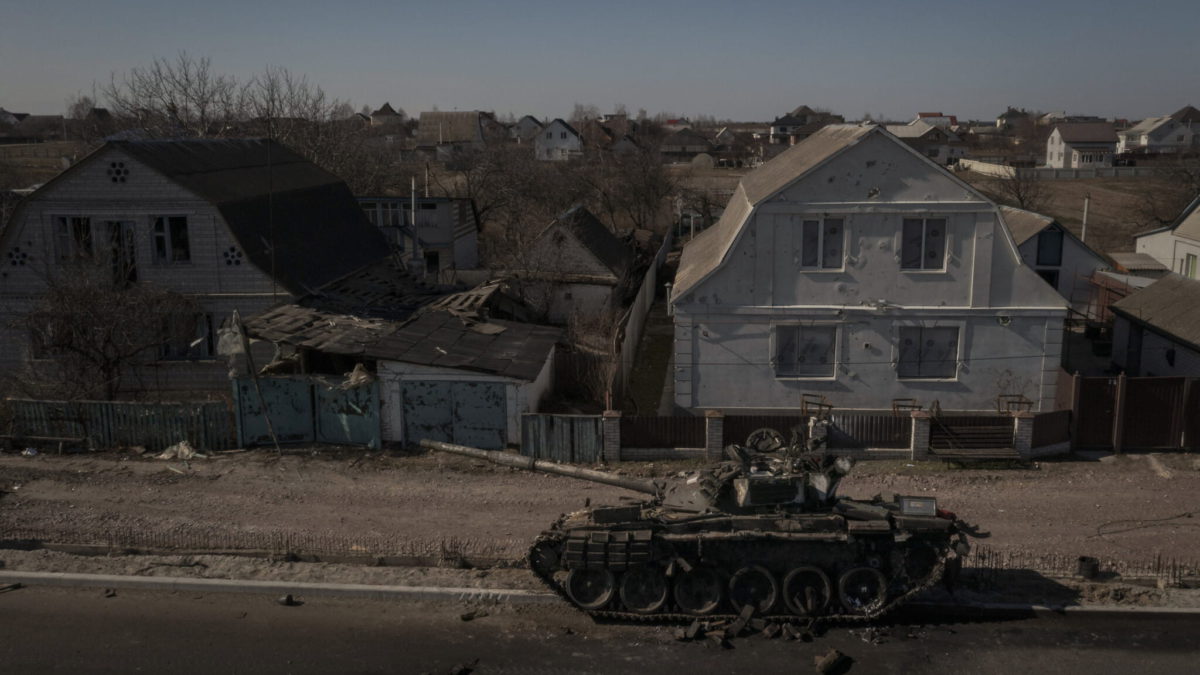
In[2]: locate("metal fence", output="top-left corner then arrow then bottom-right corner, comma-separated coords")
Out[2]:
620,415 -> 705,448
0,398 -> 235,451
611,228 -> 675,401
520,414 -> 604,462
723,414 -> 909,449
1031,410 -> 1071,448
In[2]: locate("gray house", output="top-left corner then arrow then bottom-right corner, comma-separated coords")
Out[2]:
670,124 -> 1067,414
1111,274 -> 1200,377
535,119 -> 583,161
358,195 -> 479,278
1045,123 -> 1117,168
1000,206 -> 1108,312
0,138 -> 387,395
519,206 -> 634,324
1135,196 -> 1200,279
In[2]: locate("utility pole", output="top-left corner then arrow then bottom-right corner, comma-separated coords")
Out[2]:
1081,191 -> 1091,243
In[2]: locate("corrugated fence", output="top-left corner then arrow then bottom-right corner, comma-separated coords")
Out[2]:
520,414 -> 604,462
1,398 -> 235,451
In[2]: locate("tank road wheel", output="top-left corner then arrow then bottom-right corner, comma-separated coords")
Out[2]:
782,566 -> 832,616
838,567 -> 888,614
565,568 -> 616,610
728,565 -> 778,614
673,567 -> 724,615
619,566 -> 669,614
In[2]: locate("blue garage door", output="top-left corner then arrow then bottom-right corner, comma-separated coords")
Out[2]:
402,380 -> 508,449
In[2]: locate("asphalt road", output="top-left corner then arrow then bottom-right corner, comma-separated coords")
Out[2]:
2,586 -> 1198,674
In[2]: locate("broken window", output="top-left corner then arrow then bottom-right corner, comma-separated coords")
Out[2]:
161,313 -> 213,361
897,326 -> 959,379
1036,229 -> 1063,266
775,325 -> 837,377
53,216 -> 93,261
799,218 -> 844,270
153,216 -> 190,263
901,218 -> 946,270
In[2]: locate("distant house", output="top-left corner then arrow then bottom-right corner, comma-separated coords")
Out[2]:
670,124 -> 1067,414
511,115 -> 543,142
1111,274 -> 1200,377
1045,123 -> 1117,168
244,264 -> 559,449
1117,116 -> 1195,154
996,107 -> 1032,130
534,119 -> 582,161
370,102 -> 406,127
1135,196 -> 1200,279
2,114 -> 65,142
1000,206 -> 1108,312
914,112 -> 958,128
884,120 -> 965,164
1170,105 -> 1200,133
416,111 -> 501,159
519,206 -> 634,324
358,196 -> 479,277
0,138 -> 388,395
660,128 -> 713,161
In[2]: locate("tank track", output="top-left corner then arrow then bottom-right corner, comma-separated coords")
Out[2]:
526,526 -> 954,626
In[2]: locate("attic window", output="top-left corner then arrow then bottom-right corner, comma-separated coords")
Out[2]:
107,162 -> 129,184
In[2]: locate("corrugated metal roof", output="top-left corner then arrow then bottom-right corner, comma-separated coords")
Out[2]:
1108,251 -> 1169,272
1111,274 -> 1200,348
114,138 -> 387,296
415,111 -> 484,146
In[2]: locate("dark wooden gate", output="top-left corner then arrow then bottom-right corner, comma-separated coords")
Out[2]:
620,416 -> 705,448
1123,378 -> 1186,449
1074,377 -> 1116,449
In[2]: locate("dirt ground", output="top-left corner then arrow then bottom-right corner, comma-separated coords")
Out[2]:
2,449 -> 1199,580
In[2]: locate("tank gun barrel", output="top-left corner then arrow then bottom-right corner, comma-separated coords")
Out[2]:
420,440 -> 661,496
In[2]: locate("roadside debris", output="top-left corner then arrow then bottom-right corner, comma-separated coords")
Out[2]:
459,609 -> 489,622
814,648 -> 850,674
21,448 -> 37,457
0,582 -> 22,594
157,441 -> 200,461
849,626 -> 889,644
277,594 -> 301,606
103,588 -> 117,598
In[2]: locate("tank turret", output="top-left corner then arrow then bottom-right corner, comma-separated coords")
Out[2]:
420,425 -> 971,623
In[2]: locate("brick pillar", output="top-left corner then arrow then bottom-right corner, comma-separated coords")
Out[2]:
602,410 -> 622,462
910,410 -> 931,460
1013,411 -> 1035,459
704,410 -> 725,460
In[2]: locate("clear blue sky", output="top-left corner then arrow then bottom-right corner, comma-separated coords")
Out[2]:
2,0 -> 1197,122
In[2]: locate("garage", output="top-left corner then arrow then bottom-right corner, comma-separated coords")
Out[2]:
401,380 -> 508,449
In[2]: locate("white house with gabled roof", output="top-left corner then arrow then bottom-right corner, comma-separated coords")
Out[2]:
670,124 -> 1068,414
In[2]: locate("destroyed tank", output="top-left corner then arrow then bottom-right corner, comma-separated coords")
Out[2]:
421,424 -> 971,623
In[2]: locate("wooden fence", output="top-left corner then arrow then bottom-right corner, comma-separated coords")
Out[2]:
520,414 -> 604,462
1072,374 -> 1200,451
0,398 -> 235,451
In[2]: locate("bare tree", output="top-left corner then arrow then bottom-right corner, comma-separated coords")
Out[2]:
65,94 -> 95,120
1130,156 -> 1200,230
981,165 -> 1051,212
103,52 -> 246,138
8,263 -> 200,400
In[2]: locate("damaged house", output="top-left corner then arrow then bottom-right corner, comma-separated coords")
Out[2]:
243,260 -> 559,449
0,138 -> 387,396
671,124 -> 1067,414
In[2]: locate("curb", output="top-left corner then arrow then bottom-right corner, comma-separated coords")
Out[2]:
3,571 -> 1199,617
0,570 -> 560,605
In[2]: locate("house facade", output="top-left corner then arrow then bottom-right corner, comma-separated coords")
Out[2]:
511,115 -> 543,142
1000,206 -> 1109,312
670,125 -> 1067,414
1117,115 -> 1195,154
519,206 -> 633,324
1135,197 -> 1200,279
1045,123 -> 1117,168
884,121 -> 965,165
1111,274 -> 1200,377
0,139 -> 387,396
358,196 -> 479,277
534,119 -> 582,161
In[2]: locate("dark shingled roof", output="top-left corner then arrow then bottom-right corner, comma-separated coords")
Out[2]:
1111,274 -> 1200,350
114,138 -> 388,296
1171,105 -> 1200,125
1054,123 -> 1117,144
541,206 -> 632,276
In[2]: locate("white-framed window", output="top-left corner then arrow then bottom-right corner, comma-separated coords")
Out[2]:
774,324 -> 837,378
53,216 -> 93,261
798,217 -> 845,270
1184,254 -> 1197,279
900,218 -> 947,270
161,313 -> 214,361
153,216 -> 191,263
897,326 -> 959,379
